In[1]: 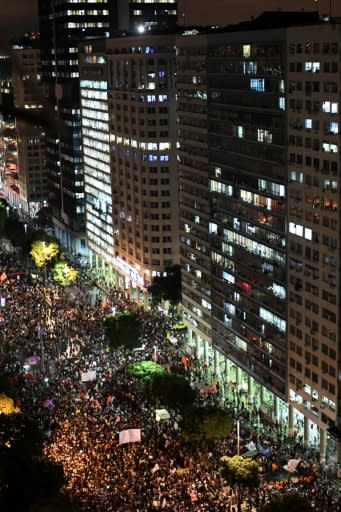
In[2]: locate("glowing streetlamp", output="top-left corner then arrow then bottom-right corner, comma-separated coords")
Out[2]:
42,241 -> 47,282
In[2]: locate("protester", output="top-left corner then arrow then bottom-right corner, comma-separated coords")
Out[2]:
0,254 -> 340,511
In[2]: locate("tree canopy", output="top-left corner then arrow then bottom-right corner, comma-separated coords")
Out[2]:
30,240 -> 59,270
34,206 -> 54,230
261,492 -> 314,512
127,360 -> 166,383
150,373 -> 195,410
52,261 -> 79,287
148,264 -> 181,306
0,402 -> 78,511
103,310 -> 141,351
219,455 -> 259,512
180,406 -> 233,442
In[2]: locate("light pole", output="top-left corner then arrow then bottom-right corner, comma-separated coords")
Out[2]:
42,241 -> 47,282
237,419 -> 240,455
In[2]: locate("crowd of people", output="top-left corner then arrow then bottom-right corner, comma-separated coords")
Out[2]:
1,250 -> 341,511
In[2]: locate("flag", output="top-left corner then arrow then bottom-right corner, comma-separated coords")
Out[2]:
200,382 -> 217,394
283,459 -> 300,473
0,272 -> 7,282
81,369 -> 96,382
181,354 -> 188,371
106,395 -> 113,406
246,441 -> 257,451
102,297 -> 109,310
114,415 -> 121,424
119,428 -> 141,445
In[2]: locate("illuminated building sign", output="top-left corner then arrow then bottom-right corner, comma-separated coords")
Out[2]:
114,256 -> 145,287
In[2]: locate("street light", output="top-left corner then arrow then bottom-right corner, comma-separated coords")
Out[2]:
42,241 -> 47,282
237,419 -> 240,455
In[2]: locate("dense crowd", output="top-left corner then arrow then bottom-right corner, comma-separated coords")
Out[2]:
1,251 -> 341,511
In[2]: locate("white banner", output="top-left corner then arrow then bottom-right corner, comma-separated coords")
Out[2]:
81,369 -> 96,382
155,409 -> 170,422
119,428 -> 141,445
283,459 -> 300,473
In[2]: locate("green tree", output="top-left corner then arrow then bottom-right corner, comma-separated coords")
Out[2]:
219,455 -> 259,512
261,492 -> 314,512
127,360 -> 166,384
148,264 -> 181,306
150,373 -> 195,410
52,261 -> 79,287
4,215 -> 27,249
30,240 -> 59,271
34,206 -> 53,230
0,411 -> 77,511
181,406 -> 233,442
103,311 -> 141,351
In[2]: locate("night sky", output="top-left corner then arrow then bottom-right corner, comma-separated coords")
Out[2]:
0,0 -> 340,51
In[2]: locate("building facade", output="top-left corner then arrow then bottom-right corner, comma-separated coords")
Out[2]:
37,0 -> 178,256
11,38 -> 48,216
79,33 -> 179,303
38,0 -> 117,254
177,14 -> 341,458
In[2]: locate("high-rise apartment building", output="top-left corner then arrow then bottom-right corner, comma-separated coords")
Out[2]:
0,54 -> 14,196
37,0 -> 178,255
177,12 -> 341,459
128,0 -> 178,33
37,0 -> 117,253
79,33 -> 179,304
11,36 -> 48,216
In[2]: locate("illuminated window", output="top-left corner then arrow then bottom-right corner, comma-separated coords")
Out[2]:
257,129 -> 272,143
322,142 -> 338,153
250,78 -> 265,92
305,61 -> 320,72
234,125 -> 244,138
328,121 -> 339,134
243,44 -> 251,58
243,61 -> 257,74
279,97 -> 285,110
322,101 -> 338,113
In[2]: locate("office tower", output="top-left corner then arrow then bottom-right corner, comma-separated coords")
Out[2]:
37,0 -> 178,256
79,33 -> 179,304
286,22 -> 341,452
0,54 -> 13,122
37,0 -> 116,254
128,0 -> 178,33
176,32 -> 212,347
0,54 -> 14,195
11,36 -> 48,217
178,12 -> 341,459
